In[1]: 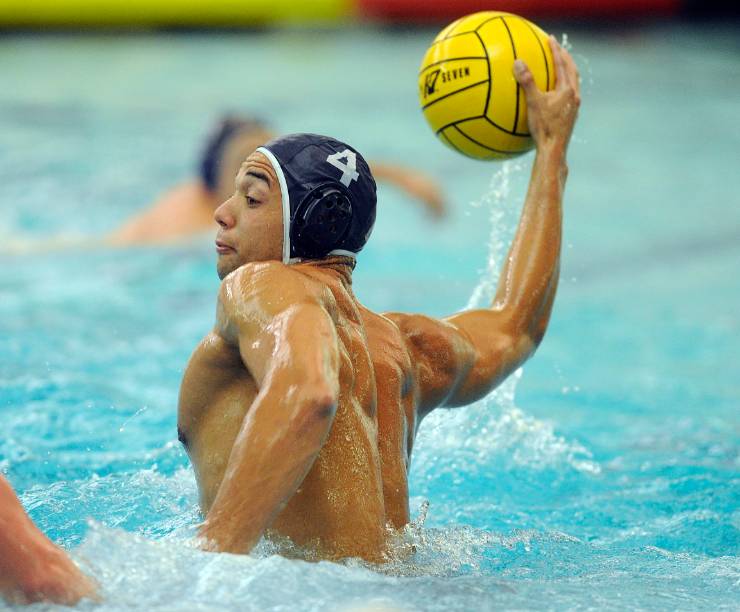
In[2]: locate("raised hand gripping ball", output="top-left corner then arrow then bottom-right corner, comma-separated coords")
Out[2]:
419,11 -> 554,160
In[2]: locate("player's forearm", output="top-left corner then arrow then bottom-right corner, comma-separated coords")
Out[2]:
493,141 -> 566,342
198,379 -> 336,554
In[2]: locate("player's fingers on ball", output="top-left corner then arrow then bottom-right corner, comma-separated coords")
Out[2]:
513,60 -> 540,98
549,36 -> 569,90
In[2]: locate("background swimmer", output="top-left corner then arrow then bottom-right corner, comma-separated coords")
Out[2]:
107,115 -> 447,246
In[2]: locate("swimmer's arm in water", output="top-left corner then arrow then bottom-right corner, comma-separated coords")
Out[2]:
0,475 -> 96,606
369,162 -> 446,219
106,180 -> 216,246
391,37 -> 580,413
198,265 -> 340,554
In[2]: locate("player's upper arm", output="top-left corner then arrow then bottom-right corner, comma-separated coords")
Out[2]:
216,263 -> 340,400
388,308 -> 535,414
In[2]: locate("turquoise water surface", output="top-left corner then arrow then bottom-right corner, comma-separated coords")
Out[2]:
1,23 -> 739,610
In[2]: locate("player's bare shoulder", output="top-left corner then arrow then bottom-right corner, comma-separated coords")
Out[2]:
382,311 -> 477,413
216,261 -> 326,341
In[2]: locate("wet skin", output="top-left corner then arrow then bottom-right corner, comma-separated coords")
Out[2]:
177,38 -> 580,562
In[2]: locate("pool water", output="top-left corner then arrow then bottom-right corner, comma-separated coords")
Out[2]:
1,23 -> 739,611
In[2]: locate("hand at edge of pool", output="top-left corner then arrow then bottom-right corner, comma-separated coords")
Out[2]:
513,35 -> 581,155
0,475 -> 99,607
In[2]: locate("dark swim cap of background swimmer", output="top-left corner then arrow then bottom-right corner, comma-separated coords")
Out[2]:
257,133 -> 377,263
199,115 -> 270,192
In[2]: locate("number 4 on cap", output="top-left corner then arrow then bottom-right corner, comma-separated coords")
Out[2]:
326,149 -> 359,187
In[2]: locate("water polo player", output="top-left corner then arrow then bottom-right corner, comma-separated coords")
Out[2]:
177,37 -> 580,562
107,115 -> 446,246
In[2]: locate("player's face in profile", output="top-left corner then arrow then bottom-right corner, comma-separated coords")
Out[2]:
214,152 -> 283,279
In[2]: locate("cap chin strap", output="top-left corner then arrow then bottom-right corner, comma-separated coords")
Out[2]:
327,249 -> 357,259
257,146 -> 357,265
286,250 -> 357,265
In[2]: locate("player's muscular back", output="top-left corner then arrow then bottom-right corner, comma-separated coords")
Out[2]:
266,264 -> 388,558
290,264 -> 422,529
359,307 -> 418,528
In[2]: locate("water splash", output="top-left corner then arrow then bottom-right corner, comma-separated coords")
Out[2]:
466,160 -> 524,310
119,405 -> 149,433
411,372 -> 600,486
398,166 -> 601,582
414,165 -> 600,496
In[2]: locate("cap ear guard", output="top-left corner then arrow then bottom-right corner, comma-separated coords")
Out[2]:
290,184 -> 353,260
258,135 -> 376,263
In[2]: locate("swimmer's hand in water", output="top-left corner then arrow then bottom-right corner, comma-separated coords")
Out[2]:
0,476 -> 98,606
0,544 -> 98,606
513,36 -> 581,151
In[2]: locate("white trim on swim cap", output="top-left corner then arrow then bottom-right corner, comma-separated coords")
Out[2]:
255,146 -> 291,265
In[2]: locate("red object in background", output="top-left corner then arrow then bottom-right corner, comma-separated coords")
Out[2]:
358,0 -> 681,21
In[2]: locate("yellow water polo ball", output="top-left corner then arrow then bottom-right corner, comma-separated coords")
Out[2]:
418,11 -> 555,160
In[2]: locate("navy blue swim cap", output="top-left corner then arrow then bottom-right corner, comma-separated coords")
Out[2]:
199,115 -> 269,192
256,133 -> 377,263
